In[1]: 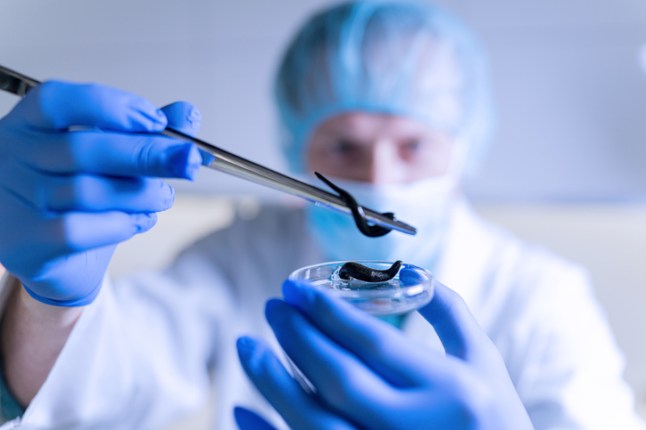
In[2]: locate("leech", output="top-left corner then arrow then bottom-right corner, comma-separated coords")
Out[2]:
315,172 -> 394,237
339,260 -> 403,283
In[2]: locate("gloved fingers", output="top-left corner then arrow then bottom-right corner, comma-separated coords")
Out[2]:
6,80 -> 167,132
14,130 -> 201,179
0,163 -> 175,213
236,336 -> 357,430
282,279 -> 444,385
264,299 -> 394,419
418,282 -> 491,362
233,406 -> 277,430
160,102 -> 202,137
160,101 -> 214,166
38,211 -> 157,256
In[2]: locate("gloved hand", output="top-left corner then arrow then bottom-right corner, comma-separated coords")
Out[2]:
0,81 -> 202,306
235,279 -> 534,430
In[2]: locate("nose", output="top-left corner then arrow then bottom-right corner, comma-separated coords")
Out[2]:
361,140 -> 406,184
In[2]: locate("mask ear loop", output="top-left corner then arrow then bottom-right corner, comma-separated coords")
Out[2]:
315,172 -> 394,237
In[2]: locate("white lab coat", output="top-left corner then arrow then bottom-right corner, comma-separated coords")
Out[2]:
0,200 -> 643,429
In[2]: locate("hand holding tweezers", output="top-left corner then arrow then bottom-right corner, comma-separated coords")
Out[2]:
0,65 -> 416,236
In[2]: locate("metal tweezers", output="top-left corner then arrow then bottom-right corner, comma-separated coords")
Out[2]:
0,64 -> 416,236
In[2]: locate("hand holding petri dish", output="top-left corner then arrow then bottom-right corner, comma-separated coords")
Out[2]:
285,260 -> 435,393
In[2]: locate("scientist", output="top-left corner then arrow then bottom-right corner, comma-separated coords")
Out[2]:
233,3 -> 644,428
0,1 -> 641,429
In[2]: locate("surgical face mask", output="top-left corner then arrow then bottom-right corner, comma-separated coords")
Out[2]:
306,174 -> 459,269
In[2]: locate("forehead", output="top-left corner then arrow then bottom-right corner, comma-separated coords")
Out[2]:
312,112 -> 436,139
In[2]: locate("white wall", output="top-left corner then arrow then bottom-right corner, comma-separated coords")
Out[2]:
444,0 -> 646,202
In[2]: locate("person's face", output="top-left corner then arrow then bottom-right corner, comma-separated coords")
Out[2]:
305,112 -> 457,184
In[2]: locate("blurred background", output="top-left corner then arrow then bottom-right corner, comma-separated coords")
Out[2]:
1,0 -> 645,428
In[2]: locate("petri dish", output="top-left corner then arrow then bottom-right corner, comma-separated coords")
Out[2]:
288,260 -> 435,317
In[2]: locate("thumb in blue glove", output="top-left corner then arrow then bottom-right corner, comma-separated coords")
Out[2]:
235,279 -> 533,430
0,81 -> 203,306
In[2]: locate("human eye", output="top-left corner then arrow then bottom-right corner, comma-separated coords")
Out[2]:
329,139 -> 360,157
402,139 -> 422,152
399,138 -> 425,160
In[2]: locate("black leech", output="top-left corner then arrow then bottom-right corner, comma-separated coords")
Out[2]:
315,172 -> 394,237
339,260 -> 403,283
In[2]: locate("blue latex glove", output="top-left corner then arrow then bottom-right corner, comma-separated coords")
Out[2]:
0,81 -> 202,306
236,279 -> 533,430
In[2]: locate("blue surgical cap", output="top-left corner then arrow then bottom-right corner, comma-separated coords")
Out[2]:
274,0 -> 494,174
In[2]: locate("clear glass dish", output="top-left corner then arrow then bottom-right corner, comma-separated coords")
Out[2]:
288,260 -> 435,317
